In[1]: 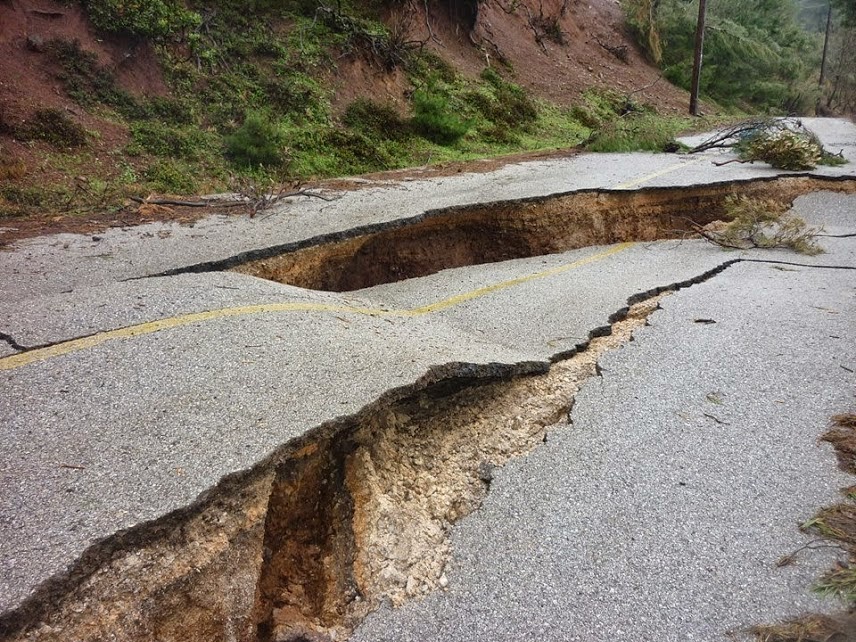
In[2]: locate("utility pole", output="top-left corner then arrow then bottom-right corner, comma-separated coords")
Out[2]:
817,1 -> 833,113
689,0 -> 707,116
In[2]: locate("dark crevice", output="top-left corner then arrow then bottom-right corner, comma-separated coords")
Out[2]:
0,332 -> 29,352
5,244 -> 854,640
126,175 -> 856,292
0,333 -> 75,355
741,258 -> 856,271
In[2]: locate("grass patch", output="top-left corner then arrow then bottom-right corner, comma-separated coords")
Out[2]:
343,99 -> 410,140
144,158 -> 198,194
585,113 -> 691,153
411,87 -> 471,146
128,121 -> 214,160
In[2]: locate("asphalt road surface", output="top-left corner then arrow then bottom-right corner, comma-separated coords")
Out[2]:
1,118 -> 855,639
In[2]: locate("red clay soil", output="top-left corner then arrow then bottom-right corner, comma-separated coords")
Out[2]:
329,0 -> 693,115
0,0 -> 167,145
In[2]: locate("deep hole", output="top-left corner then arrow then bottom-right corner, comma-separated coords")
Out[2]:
227,178 -> 856,293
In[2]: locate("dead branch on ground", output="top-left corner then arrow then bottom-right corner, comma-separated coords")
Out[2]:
593,35 -> 629,63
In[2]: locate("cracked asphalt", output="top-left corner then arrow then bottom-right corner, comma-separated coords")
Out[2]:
352,209 -> 856,642
0,118 -> 855,637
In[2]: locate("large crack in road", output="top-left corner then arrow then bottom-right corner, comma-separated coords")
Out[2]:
149,175 -> 856,292
0,293 -> 668,642
2,179 -> 855,642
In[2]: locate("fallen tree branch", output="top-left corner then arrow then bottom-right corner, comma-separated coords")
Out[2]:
129,190 -> 336,209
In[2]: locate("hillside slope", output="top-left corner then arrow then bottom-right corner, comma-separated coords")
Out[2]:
0,0 -> 697,230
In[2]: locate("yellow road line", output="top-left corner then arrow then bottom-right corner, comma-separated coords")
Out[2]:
0,243 -> 635,372
410,242 -> 633,314
613,157 -> 704,190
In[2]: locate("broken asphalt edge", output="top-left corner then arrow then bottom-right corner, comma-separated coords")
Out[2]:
6,254 -> 856,636
133,174 -> 856,282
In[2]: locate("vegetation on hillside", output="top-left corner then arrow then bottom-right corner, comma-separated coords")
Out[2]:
3,0 -> 849,220
1,0 -> 716,218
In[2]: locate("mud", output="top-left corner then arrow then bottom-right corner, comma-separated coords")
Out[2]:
225,176 -> 856,292
0,294 -> 664,642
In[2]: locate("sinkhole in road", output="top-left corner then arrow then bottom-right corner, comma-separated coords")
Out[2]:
223,175 -> 856,292
4,294 -> 672,642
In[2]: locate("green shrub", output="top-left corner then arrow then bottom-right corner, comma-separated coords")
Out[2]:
411,89 -> 469,146
343,98 -> 410,140
128,122 -> 209,160
144,159 -> 197,193
225,112 -> 287,168
18,108 -> 87,149
83,0 -> 200,38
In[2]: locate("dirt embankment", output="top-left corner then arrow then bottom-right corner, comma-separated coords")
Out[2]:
0,0 -> 696,240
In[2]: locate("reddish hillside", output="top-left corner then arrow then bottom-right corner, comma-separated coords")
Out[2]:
0,0 -> 697,239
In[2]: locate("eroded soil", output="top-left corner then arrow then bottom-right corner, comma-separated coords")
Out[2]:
0,296 -> 664,642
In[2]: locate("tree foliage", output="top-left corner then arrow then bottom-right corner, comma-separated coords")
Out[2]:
623,0 -> 819,111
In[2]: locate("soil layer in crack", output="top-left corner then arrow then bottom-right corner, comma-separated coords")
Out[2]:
0,296 -> 664,642
221,176 -> 856,292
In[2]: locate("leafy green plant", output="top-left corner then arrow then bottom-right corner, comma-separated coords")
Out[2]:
411,88 -> 470,146
83,0 -> 200,38
225,112 -> 288,169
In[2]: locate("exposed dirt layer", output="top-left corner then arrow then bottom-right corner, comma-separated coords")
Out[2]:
221,176 -> 856,292
0,292 -> 677,642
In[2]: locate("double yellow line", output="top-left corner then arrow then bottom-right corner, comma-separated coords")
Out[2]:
0,243 -> 633,372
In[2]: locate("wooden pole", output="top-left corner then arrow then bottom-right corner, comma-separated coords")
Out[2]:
818,2 -> 833,106
689,0 -> 707,116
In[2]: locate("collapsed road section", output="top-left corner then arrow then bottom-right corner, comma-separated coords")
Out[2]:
2,180 -> 854,642
158,175 -> 855,292
0,292 -> 670,642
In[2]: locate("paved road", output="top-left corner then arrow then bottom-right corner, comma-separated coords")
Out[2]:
0,119 -> 855,638
352,213 -> 856,642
